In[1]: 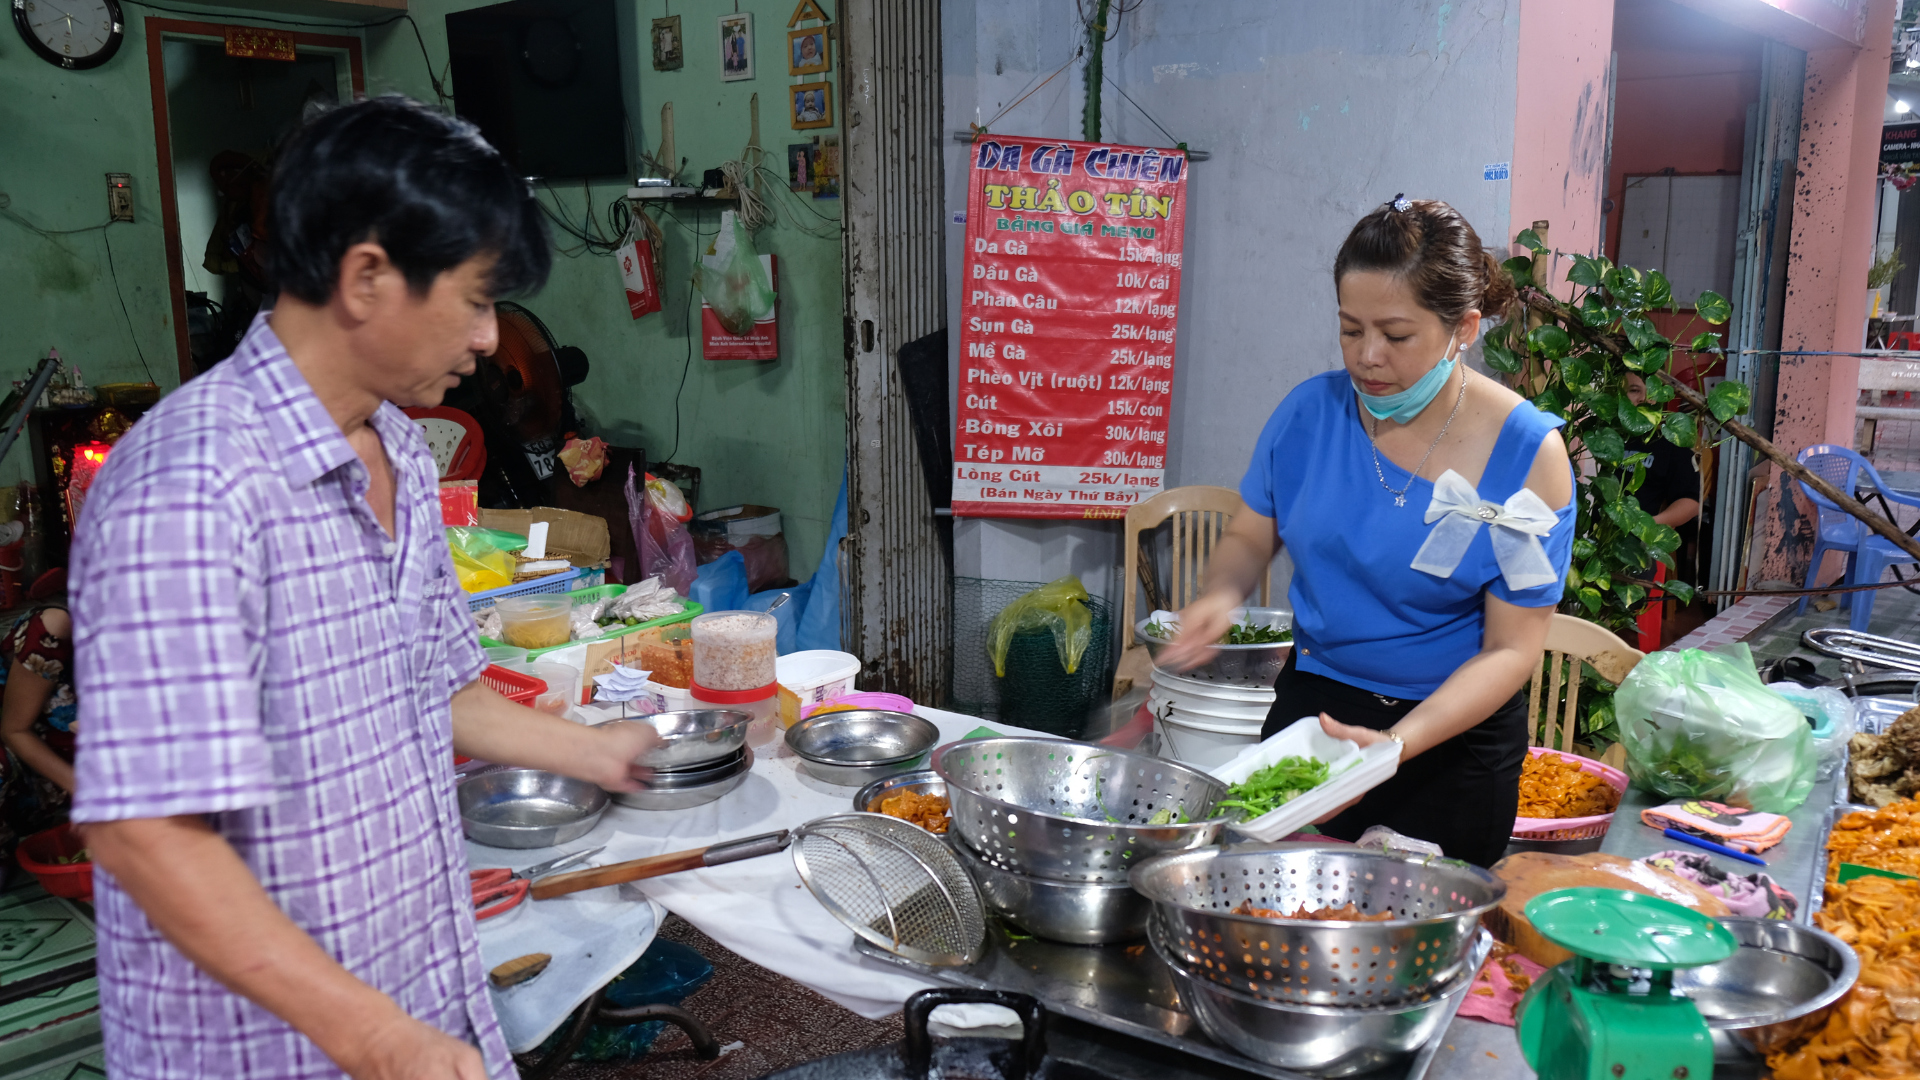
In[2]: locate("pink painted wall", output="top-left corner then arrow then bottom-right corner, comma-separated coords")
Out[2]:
1604,0 -> 1763,263
1512,0 -> 1616,294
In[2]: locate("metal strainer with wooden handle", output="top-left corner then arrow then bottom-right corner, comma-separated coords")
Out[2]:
791,813 -> 985,967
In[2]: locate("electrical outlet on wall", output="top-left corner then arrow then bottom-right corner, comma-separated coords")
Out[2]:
106,173 -> 133,223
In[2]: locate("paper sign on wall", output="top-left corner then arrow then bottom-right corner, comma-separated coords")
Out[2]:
619,239 -> 662,319
951,136 -> 1189,519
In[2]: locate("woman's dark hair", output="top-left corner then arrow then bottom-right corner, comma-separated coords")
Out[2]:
265,95 -> 550,304
1333,197 -> 1516,327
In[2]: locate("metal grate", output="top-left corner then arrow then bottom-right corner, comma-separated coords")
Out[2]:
791,813 -> 984,967
841,0 -> 951,704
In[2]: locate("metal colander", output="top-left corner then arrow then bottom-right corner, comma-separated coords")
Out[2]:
930,737 -> 1230,883
791,813 -> 986,967
1130,844 -> 1506,1006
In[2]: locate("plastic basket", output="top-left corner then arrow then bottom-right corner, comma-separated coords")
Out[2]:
17,823 -> 91,902
465,567 -> 583,613
478,588 -> 703,660
1510,746 -> 1629,842
482,663 -> 547,705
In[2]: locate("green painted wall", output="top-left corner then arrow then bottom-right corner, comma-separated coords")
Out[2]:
0,0 -> 847,577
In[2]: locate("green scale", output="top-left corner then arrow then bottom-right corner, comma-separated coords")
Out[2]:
1516,887 -> 1739,1080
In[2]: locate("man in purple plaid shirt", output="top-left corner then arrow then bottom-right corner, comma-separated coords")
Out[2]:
69,97 -> 656,1080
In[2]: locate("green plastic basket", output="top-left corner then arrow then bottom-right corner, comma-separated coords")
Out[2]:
480,586 -> 701,660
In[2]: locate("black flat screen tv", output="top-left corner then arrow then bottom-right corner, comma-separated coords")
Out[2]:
447,0 -> 627,179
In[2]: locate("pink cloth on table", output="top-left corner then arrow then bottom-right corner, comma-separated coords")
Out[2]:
1458,950 -> 1547,1027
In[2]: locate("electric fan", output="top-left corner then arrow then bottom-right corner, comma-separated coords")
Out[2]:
453,301 -> 590,508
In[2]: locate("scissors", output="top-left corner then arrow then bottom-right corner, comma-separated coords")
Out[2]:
471,846 -> 605,921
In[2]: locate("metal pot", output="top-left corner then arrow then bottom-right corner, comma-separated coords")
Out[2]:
459,769 -> 608,849
1673,917 -> 1859,1034
610,748 -> 755,810
947,832 -> 1149,945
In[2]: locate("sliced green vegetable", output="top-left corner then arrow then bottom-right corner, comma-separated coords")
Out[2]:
1217,756 -> 1331,820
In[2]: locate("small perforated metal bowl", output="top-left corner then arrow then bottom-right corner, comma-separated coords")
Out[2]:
931,737 -> 1230,883
1131,843 -> 1505,1007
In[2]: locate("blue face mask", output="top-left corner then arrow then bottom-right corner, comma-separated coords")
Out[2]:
1352,334 -> 1459,424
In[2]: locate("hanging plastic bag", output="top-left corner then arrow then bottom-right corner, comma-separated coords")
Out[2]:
447,526 -> 524,593
691,212 -> 775,335
1614,644 -> 1817,813
626,465 -> 696,593
988,576 -> 1092,678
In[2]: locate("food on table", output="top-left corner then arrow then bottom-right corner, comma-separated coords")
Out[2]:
876,790 -> 949,833
1231,899 -> 1394,922
1849,707 -> 1920,807
495,597 -> 573,650
1827,801 -> 1920,880
1516,751 -> 1620,819
636,627 -> 695,689
1217,755 -> 1331,820
690,612 -> 778,691
1487,851 -> 1729,968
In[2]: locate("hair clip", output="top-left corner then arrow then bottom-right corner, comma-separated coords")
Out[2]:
1389,194 -> 1412,213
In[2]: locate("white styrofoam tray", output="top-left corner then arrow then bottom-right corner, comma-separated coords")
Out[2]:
1207,715 -> 1401,841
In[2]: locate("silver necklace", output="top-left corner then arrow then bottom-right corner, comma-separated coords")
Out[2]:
1366,365 -> 1467,507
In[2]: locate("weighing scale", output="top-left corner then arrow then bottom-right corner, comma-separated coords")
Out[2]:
1516,887 -> 1739,1080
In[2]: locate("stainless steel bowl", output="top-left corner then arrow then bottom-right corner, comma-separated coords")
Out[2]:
947,831 -> 1149,945
852,770 -> 947,814
1154,929 -> 1491,1077
931,738 -> 1230,883
1136,606 -> 1292,685
631,710 -> 754,770
1674,917 -> 1860,1031
612,747 -> 754,810
645,747 -> 749,787
1131,843 -> 1505,1006
787,710 -> 940,787
459,769 -> 609,849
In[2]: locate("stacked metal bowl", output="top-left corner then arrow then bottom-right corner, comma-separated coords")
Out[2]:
607,710 -> 756,810
1129,844 -> 1504,1076
785,710 -> 941,787
928,737 -> 1233,944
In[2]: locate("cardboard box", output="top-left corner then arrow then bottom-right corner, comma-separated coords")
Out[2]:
478,507 -> 611,569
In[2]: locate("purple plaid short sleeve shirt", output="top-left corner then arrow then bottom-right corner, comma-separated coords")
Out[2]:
70,315 -> 509,1079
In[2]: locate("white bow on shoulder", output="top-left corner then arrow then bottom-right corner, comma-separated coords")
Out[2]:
1410,469 -> 1562,591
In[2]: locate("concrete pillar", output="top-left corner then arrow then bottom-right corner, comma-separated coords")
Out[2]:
1511,0 -> 1617,286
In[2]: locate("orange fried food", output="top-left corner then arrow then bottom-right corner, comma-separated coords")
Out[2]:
1766,873 -> 1920,1079
876,790 -> 949,834
1515,752 -> 1620,820
1827,801 -> 1920,882
1231,899 -> 1396,922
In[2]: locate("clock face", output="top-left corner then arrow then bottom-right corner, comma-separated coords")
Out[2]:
13,0 -> 124,70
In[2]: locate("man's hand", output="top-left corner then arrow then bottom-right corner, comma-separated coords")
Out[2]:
1156,592 -> 1239,672
337,1012 -> 490,1080
450,682 -> 658,792
576,720 -> 658,793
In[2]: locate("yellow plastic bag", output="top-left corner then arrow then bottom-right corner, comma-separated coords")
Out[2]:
988,576 -> 1092,677
448,526 -> 520,593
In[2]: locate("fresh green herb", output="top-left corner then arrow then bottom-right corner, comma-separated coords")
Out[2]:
1218,756 -> 1332,820
1145,806 -> 1192,826
1224,621 -> 1292,645
1144,619 -> 1174,640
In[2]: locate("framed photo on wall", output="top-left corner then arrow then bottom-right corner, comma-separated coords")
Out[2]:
788,27 -> 828,76
652,15 -> 683,71
719,13 -> 754,81
791,80 -> 833,129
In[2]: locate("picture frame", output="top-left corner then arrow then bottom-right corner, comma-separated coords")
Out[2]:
651,15 -> 683,71
790,80 -> 833,129
718,13 -> 754,82
787,27 -> 828,76
787,143 -> 813,191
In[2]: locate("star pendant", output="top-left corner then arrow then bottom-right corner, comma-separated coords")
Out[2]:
1394,493 -> 1406,507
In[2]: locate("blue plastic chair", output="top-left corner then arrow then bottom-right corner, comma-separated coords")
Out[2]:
1793,444 -> 1920,630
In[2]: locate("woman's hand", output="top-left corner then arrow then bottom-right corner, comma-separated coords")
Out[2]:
1158,592 -> 1239,671
1311,713 -> 1400,824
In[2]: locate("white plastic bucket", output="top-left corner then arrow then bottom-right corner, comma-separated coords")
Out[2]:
775,649 -> 862,728
1149,665 -> 1277,705
1151,699 -> 1266,770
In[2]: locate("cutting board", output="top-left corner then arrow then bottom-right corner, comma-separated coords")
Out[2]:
1487,851 -> 1732,968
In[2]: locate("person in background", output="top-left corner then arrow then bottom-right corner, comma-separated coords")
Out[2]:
0,602 -> 77,865
70,97 -> 658,1080
1622,372 -> 1702,529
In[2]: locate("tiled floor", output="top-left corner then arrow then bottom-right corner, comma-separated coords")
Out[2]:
535,915 -> 904,1080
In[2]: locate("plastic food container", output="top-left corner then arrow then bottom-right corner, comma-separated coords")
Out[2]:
691,681 -> 778,729
496,596 -> 573,650
1209,715 -> 1403,841
690,611 -> 777,691
776,650 -> 862,728
527,662 -> 580,715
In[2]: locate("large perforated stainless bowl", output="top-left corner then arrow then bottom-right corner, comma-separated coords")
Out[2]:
930,738 -> 1230,883
1131,843 -> 1505,1007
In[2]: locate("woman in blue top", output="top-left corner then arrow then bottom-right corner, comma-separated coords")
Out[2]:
1161,197 -> 1575,868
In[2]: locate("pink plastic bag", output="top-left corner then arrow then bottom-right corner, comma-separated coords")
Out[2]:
627,464 -> 696,593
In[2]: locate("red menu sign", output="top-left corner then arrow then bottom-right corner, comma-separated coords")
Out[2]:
951,136 -> 1188,519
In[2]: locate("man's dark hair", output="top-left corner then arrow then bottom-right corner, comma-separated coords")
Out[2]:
266,95 -> 551,304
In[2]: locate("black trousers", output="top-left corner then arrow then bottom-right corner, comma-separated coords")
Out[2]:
1261,651 -> 1527,869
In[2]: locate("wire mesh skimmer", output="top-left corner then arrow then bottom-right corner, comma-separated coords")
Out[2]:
792,813 -> 986,967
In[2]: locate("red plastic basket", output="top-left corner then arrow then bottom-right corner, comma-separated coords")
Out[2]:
1511,746 -> 1629,842
18,823 -> 92,902
481,663 -> 547,706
